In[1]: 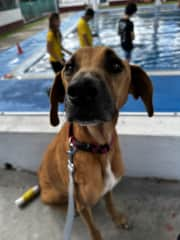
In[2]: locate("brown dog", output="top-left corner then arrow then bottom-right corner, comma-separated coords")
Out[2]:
38,46 -> 153,240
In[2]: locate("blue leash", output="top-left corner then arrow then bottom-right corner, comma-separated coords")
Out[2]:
63,143 -> 76,240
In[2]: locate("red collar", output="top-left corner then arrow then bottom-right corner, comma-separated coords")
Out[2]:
68,123 -> 114,154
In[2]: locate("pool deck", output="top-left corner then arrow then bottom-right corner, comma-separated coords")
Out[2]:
0,12 -> 73,52
0,11 -> 81,79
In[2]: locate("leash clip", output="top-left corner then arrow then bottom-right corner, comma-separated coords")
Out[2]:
67,141 -> 76,173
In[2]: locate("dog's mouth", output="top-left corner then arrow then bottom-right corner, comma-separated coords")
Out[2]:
77,120 -> 103,127
65,95 -> 116,125
65,76 -> 116,125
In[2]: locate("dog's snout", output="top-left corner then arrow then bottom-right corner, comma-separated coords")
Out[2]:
65,70 -> 116,124
67,77 -> 98,104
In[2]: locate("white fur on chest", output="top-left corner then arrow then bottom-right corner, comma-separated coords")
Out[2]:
101,161 -> 121,196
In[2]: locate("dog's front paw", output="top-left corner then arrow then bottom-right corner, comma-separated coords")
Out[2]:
113,213 -> 130,230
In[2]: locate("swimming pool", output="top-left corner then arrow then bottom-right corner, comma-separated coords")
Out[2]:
0,4 -> 180,113
97,6 -> 180,70
24,4 -> 180,75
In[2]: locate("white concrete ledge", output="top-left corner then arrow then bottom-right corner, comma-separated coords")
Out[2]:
0,113 -> 180,180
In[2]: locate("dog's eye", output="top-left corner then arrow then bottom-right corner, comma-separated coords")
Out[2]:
111,62 -> 122,73
64,62 -> 75,75
106,60 -> 123,74
104,50 -> 123,74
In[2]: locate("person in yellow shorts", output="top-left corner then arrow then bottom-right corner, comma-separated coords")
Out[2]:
77,8 -> 95,47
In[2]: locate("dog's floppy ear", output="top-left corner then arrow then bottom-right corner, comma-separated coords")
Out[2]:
50,72 -> 65,126
129,65 -> 154,117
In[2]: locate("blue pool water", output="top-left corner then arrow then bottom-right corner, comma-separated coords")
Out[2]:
0,75 -> 179,113
95,7 -> 180,70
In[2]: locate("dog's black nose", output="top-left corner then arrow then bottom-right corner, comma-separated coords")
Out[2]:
67,77 -> 98,104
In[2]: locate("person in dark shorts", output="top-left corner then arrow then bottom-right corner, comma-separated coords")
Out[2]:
118,3 -> 137,62
47,13 -> 72,97
47,13 -> 72,72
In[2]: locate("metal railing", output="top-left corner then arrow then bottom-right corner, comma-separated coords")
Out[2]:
0,0 -> 17,11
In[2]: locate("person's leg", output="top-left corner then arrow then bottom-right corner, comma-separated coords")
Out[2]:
47,61 -> 65,98
125,50 -> 131,62
121,44 -> 132,62
50,61 -> 64,73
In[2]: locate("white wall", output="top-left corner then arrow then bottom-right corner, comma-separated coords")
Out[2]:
0,9 -> 23,27
59,0 -> 88,6
0,114 -> 180,180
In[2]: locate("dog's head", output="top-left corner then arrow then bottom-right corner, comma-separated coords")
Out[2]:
50,46 -> 153,126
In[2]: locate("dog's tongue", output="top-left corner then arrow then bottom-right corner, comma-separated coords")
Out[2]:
78,120 -> 103,126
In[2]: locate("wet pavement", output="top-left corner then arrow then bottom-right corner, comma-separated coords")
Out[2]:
0,17 -> 48,51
